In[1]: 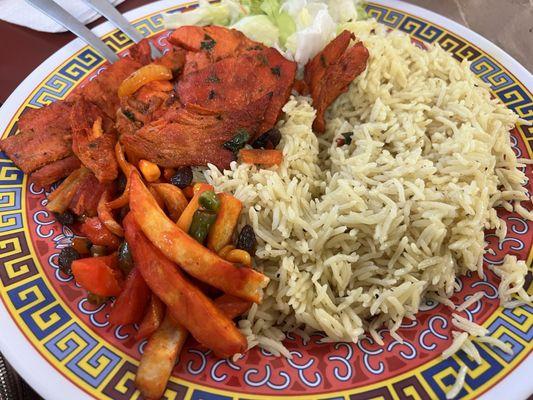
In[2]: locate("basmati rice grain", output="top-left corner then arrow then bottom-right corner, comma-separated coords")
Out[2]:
442,331 -> 468,359
446,365 -> 468,399
456,292 -> 484,312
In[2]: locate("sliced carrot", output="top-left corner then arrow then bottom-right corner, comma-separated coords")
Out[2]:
148,185 -> 165,209
109,268 -> 150,325
206,193 -> 242,252
176,182 -> 213,232
240,149 -> 283,166
107,142 -> 137,210
72,254 -> 123,297
123,213 -> 247,357
128,172 -> 269,303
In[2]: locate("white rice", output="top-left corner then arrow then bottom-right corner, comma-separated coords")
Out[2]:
442,331 -> 468,360
205,19 -> 532,354
446,365 -> 468,399
456,292 -> 484,312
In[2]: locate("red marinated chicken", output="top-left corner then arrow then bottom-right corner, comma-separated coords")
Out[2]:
70,98 -> 118,183
31,156 -> 81,186
121,95 -> 271,169
176,45 -> 296,137
169,25 -> 258,75
0,101 -> 74,174
304,30 -> 369,133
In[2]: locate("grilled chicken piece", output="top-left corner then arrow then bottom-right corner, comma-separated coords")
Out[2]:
304,30 -> 369,133
121,95 -> 270,169
120,80 -> 176,126
0,39 -> 152,179
31,156 -> 81,187
154,45 -> 187,73
68,171 -> 109,217
77,58 -> 147,120
177,47 -> 296,137
70,98 -> 118,183
169,25 -> 258,75
118,47 -> 185,127
0,101 -> 74,174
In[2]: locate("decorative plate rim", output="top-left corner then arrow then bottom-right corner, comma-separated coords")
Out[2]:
0,1 -> 531,399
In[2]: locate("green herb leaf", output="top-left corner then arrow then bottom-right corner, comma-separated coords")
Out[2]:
223,129 -> 250,153
342,132 -> 353,145
200,34 -> 217,51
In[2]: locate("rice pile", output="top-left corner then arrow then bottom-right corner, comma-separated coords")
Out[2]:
205,19 -> 532,356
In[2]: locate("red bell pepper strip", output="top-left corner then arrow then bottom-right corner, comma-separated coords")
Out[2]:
71,254 -> 123,297
108,268 -> 150,325
79,217 -> 120,250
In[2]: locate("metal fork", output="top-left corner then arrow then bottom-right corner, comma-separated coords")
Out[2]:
24,0 -> 162,63
81,0 -> 162,59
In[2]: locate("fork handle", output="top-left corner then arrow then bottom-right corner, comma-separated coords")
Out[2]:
24,0 -> 119,63
81,0 -> 144,43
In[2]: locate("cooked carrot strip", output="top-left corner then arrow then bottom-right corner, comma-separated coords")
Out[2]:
136,295 -> 165,340
135,295 -> 250,400
118,64 -> 173,98
109,268 -> 150,325
71,254 -> 123,297
149,185 -> 165,209
79,217 -> 120,249
97,189 -> 124,237
176,182 -> 213,232
240,149 -> 283,165
207,193 -> 243,252
128,172 -> 269,303
151,183 -> 188,221
123,213 -> 247,357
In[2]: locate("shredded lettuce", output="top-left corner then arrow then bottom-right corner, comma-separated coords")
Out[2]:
240,0 -> 264,14
231,15 -> 280,46
164,0 -> 245,28
259,0 -> 296,44
163,0 -> 367,67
